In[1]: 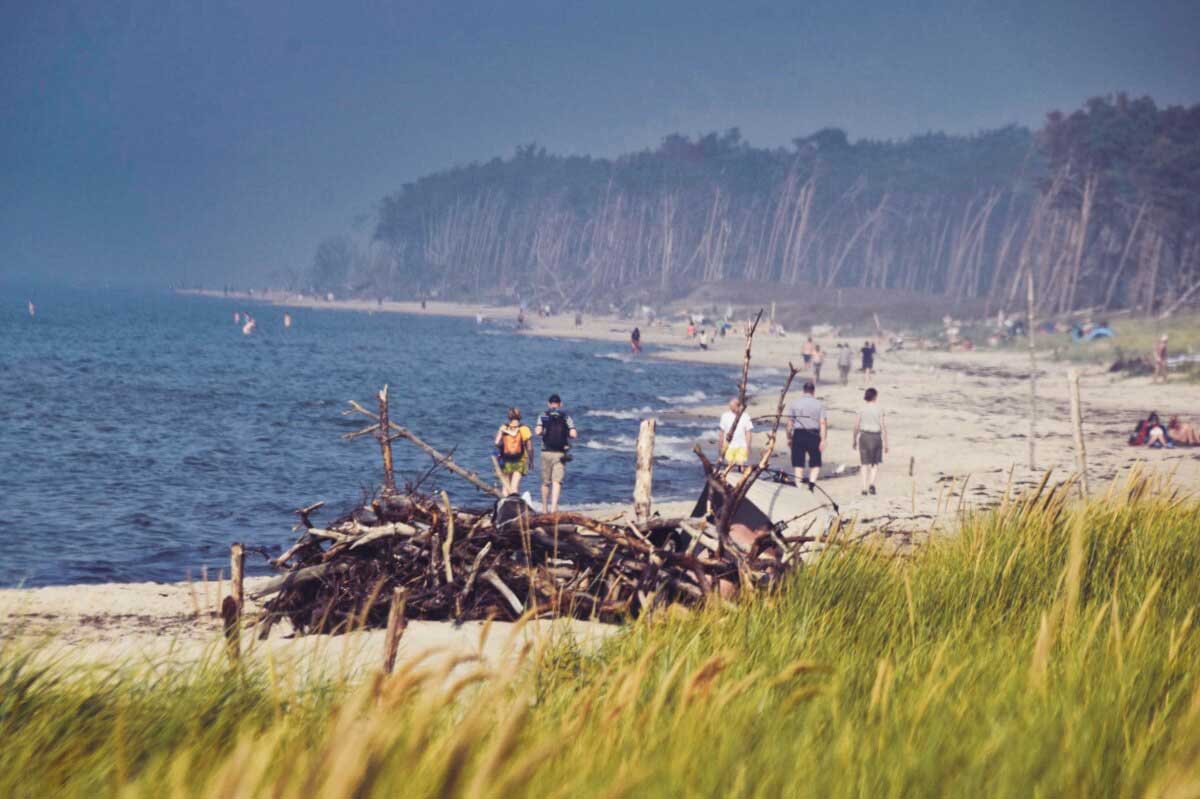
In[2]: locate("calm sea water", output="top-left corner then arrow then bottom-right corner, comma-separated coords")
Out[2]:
0,288 -> 740,586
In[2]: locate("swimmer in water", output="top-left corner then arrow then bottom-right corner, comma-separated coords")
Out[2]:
242,316 -> 256,335
234,311 -> 241,323
283,312 -> 292,328
28,300 -> 35,318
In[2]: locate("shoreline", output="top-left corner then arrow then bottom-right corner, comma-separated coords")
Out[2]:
6,288 -> 1196,667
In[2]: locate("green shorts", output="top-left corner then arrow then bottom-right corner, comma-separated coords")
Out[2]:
501,457 -> 528,475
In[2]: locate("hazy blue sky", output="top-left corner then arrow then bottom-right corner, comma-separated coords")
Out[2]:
3,0 -> 1198,286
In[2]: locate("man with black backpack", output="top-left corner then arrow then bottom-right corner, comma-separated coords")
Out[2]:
535,394 -> 578,514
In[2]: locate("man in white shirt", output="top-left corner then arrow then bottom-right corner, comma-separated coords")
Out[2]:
719,398 -> 753,467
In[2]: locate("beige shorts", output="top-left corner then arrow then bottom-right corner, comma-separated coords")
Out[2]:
540,451 -> 567,484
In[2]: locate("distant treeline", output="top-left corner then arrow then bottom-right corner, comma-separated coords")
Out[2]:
309,94 -> 1199,315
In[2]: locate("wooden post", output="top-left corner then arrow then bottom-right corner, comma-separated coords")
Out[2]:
382,587 -> 407,674
634,419 -> 656,524
221,595 -> 240,664
230,543 -> 245,616
377,385 -> 396,494
1068,369 -> 1089,497
1026,269 -> 1038,470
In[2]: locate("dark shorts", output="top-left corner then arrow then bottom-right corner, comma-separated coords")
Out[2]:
859,431 -> 883,465
802,354 -> 812,365
791,430 -> 822,468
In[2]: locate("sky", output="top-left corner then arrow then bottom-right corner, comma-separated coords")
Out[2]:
2,0 -> 1198,287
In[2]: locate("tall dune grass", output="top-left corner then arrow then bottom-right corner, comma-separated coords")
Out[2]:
3,473 -> 1198,797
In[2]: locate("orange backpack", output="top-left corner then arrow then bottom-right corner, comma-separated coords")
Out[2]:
501,427 -> 524,459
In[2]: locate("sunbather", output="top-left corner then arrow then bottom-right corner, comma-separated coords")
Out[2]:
1168,417 -> 1200,446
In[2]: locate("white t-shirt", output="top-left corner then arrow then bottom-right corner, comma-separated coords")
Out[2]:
719,410 -> 754,447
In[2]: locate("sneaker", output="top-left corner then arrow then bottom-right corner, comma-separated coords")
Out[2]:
869,485 -> 877,495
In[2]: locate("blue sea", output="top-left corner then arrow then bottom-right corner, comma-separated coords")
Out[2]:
0,288 -> 741,586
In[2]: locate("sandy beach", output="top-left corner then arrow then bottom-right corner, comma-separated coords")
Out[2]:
6,288 -> 1197,671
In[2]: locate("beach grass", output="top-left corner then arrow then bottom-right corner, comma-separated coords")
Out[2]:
3,473 -> 1199,797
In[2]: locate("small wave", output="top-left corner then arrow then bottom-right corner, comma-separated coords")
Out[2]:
585,406 -> 654,420
594,351 -> 635,362
582,433 -> 703,461
657,390 -> 707,405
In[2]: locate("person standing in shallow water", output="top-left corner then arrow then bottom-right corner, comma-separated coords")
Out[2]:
853,387 -> 888,496
494,408 -> 532,495
630,326 -> 642,354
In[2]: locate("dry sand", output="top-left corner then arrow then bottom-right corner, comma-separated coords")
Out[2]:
6,289 -> 1197,673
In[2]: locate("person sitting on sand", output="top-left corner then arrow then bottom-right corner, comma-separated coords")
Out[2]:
495,408 -> 533,495
1132,412 -> 1173,449
1168,417 -> 1200,446
719,398 -> 753,468
852,388 -> 888,496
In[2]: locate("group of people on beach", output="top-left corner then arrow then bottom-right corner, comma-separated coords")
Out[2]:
800,337 -> 877,385
719,380 -> 889,496
493,394 -> 579,513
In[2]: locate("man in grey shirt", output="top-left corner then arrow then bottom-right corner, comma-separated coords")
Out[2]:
786,381 -> 827,483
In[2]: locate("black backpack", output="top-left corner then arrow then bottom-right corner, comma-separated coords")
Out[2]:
541,410 -> 571,451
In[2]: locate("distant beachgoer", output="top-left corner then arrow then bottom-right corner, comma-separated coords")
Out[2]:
686,321 -> 696,338
1146,413 -> 1172,449
574,312 -> 583,328
812,344 -> 824,384
536,394 -> 577,513
802,337 -> 815,370
495,408 -> 533,495
1168,417 -> 1200,446
853,387 -> 888,496
242,316 -> 256,335
786,381 -> 827,484
517,310 -> 526,330
476,313 -> 484,325
861,340 -> 877,379
1154,335 -> 1169,384
28,300 -> 35,318
283,312 -> 292,329
699,329 -> 709,350
836,344 -> 853,385
719,398 -> 753,467
420,299 -> 427,310
233,311 -> 240,324
631,327 -> 642,354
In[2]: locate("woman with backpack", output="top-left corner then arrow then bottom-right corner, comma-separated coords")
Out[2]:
494,407 -> 533,495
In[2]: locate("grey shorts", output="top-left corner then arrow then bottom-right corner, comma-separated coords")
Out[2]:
540,451 -> 567,484
859,431 -> 883,465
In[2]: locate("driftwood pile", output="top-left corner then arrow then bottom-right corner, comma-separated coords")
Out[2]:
252,488 -> 802,634
250,312 -> 823,636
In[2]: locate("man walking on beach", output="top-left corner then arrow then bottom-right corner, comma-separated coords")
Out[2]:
836,344 -> 853,385
786,381 -> 827,484
1154,335 -> 1169,383
536,394 -> 577,513
802,337 -> 815,371
719,398 -> 753,469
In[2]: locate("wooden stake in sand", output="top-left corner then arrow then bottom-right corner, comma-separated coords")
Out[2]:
1026,269 -> 1038,470
230,543 -> 245,616
634,419 -> 656,524
382,587 -> 407,674
1067,369 -> 1089,497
